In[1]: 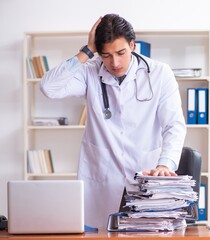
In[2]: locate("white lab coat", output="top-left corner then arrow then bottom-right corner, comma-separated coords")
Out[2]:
41,54 -> 186,229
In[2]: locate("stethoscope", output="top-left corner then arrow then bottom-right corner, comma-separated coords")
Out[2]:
100,52 -> 153,119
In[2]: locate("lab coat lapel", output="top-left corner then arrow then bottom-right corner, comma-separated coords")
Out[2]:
98,64 -> 117,86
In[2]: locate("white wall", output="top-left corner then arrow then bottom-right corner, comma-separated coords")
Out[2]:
0,0 -> 210,217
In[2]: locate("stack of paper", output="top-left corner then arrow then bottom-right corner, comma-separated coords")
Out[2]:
32,117 -> 69,126
172,68 -> 202,78
107,173 -> 198,232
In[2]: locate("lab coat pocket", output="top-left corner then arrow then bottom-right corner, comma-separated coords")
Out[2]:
91,92 -> 104,118
139,147 -> 161,171
78,141 -> 111,182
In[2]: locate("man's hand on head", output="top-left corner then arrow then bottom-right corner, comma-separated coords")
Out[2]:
88,17 -> 102,53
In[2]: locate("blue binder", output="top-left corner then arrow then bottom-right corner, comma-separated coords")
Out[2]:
197,88 -> 208,124
187,88 -> 197,124
198,184 -> 207,221
135,41 -> 151,57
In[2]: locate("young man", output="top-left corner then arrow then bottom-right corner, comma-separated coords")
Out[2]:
41,14 -> 186,229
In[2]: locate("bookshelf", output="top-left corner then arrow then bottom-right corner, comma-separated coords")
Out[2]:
23,30 -> 210,224
23,32 -> 88,181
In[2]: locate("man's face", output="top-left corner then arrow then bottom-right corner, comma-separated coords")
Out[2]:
100,37 -> 135,78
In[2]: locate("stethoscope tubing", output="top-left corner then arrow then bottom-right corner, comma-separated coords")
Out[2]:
101,80 -> 112,119
100,52 -> 152,119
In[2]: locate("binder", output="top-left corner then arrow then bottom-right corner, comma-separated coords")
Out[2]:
198,184 -> 207,221
135,41 -> 151,57
197,88 -> 208,124
187,88 -> 197,124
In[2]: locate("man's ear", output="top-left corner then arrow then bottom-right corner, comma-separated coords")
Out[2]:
130,39 -> 135,52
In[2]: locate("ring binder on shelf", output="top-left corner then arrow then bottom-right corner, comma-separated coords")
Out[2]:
187,88 -> 197,124
197,88 -> 208,124
198,184 -> 207,221
134,41 -> 151,58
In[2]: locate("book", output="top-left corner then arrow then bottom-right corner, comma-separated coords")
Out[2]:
39,56 -> 50,74
31,56 -> 50,78
27,150 -> 36,173
43,56 -> 49,71
33,56 -> 44,78
26,57 -> 36,78
27,149 -> 54,174
39,56 -> 47,75
27,150 -> 40,174
79,105 -> 86,125
31,57 -> 40,78
44,149 -> 54,173
38,150 -> 48,174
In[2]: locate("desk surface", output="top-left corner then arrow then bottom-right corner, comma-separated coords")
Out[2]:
0,225 -> 210,240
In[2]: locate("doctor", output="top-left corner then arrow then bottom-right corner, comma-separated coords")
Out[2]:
40,14 -> 186,229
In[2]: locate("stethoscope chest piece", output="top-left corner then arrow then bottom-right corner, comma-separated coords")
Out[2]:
104,108 -> 112,119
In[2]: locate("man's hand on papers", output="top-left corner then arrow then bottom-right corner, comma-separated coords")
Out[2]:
142,165 -> 177,176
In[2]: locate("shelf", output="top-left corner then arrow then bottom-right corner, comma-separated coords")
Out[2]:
201,172 -> 209,177
26,78 -> 40,83
25,31 -> 89,37
176,77 -> 210,82
135,30 -> 210,36
27,173 -> 77,180
186,124 -> 209,129
27,125 -> 85,130
196,220 -> 208,225
23,30 -> 210,224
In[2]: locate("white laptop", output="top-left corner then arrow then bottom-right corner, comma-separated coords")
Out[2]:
7,180 -> 84,234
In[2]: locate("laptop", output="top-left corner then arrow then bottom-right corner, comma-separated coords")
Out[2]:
7,180 -> 84,234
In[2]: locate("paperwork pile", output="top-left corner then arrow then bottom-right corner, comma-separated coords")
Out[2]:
107,173 -> 198,232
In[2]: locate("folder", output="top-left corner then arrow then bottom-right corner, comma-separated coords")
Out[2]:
197,88 -> 208,124
135,41 -> 151,57
187,88 -> 197,124
198,184 -> 207,221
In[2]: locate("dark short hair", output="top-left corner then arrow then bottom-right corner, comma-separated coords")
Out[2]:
95,14 -> 136,54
